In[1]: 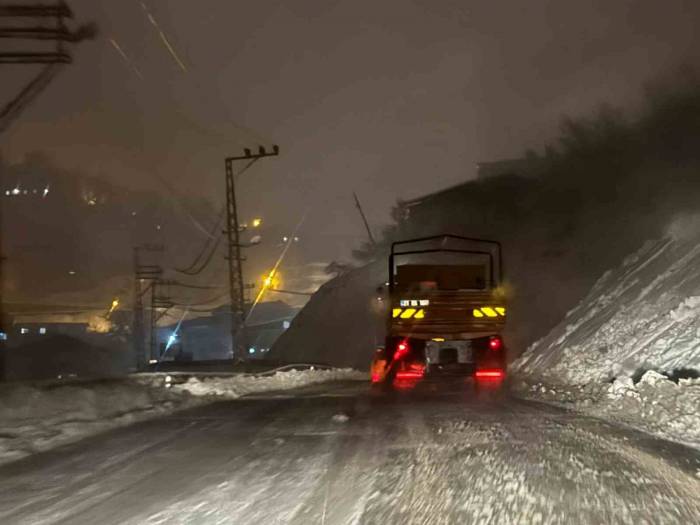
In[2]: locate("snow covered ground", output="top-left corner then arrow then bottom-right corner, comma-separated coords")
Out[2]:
513,214 -> 700,447
513,373 -> 700,448
0,368 -> 364,466
2,381 -> 699,524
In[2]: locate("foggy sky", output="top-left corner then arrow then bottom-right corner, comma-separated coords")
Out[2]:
3,0 -> 700,268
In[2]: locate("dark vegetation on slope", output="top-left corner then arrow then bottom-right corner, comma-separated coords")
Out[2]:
355,67 -> 700,354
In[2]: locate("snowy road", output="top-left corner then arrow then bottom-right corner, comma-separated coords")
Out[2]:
1,380 -> 699,524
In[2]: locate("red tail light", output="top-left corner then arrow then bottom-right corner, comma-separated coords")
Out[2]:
394,340 -> 409,360
489,336 -> 502,351
475,369 -> 504,380
396,370 -> 424,380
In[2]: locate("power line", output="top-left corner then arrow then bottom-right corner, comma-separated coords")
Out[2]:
269,288 -> 314,297
158,280 -> 219,290
169,290 -> 228,307
175,235 -> 222,276
174,157 -> 263,276
150,172 -> 218,240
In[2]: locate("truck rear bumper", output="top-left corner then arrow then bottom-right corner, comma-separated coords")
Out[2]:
425,362 -> 475,376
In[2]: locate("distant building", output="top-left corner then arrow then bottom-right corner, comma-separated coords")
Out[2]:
476,156 -> 541,180
156,300 -> 300,362
3,316 -> 131,381
400,155 -> 542,226
9,321 -> 88,343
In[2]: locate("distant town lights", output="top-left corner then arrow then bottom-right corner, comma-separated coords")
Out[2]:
4,186 -> 51,197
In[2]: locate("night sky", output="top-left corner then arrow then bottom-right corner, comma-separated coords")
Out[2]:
3,0 -> 700,267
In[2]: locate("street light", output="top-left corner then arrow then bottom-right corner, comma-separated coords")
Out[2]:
107,298 -> 119,316
252,218 -> 262,228
262,269 -> 280,289
234,235 -> 262,248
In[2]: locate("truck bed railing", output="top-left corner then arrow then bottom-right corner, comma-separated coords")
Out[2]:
389,234 -> 503,293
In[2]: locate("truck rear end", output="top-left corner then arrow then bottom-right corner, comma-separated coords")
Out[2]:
371,234 -> 507,385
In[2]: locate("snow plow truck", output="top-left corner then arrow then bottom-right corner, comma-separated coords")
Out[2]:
371,234 -> 507,384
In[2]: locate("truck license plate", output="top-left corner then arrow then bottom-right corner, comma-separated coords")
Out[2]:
425,340 -> 472,364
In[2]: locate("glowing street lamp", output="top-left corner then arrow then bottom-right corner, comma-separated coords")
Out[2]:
251,218 -> 262,228
262,269 -> 280,289
108,298 -> 119,315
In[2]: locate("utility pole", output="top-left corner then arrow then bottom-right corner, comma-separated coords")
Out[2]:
0,2 -> 96,135
133,244 -> 163,370
224,145 -> 279,359
149,280 -> 174,363
353,192 -> 376,246
133,248 -> 144,371
0,191 -> 5,380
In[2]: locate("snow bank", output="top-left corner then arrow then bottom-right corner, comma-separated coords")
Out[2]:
514,373 -> 700,447
0,368 -> 364,466
171,367 -> 366,397
0,377 -> 197,465
513,215 -> 700,383
512,214 -> 700,447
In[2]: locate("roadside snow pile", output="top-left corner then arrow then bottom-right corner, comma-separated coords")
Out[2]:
0,368 -> 365,466
515,372 -> 700,447
172,368 -> 366,397
0,377 -> 200,465
512,214 -> 700,447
